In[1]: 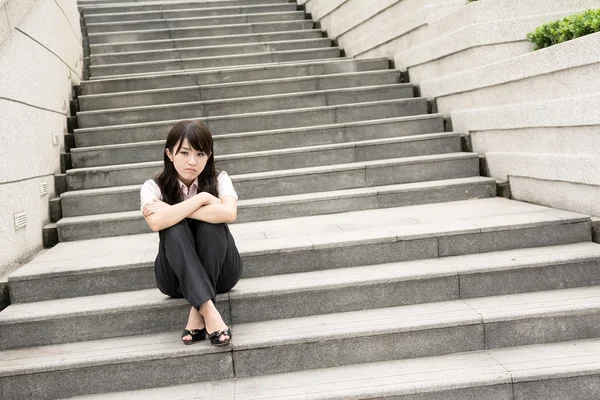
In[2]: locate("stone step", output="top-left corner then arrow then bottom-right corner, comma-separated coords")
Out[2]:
78,70 -> 401,111
90,47 -> 340,77
59,175 -> 495,228
74,98 -> 429,147
65,133 -> 461,190
79,58 -> 389,95
68,143 -> 475,190
90,37 -> 333,66
9,178 -> 488,301
87,19 -> 315,45
80,0 -> 290,15
9,198 -> 591,300
72,114 -> 440,168
57,176 -> 493,242
4,261 -> 600,349
84,3 -> 298,24
87,19 -> 314,45
85,11 -> 306,34
54,339 -> 600,400
2,288 -> 600,397
88,29 -> 323,54
43,198 -> 594,279
77,84 -> 412,128
61,148 -> 486,217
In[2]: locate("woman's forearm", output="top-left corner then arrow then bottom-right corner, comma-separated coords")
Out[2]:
145,195 -> 208,231
188,203 -> 237,224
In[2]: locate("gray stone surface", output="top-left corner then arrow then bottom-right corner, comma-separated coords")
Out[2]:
80,0 -> 288,15
87,19 -> 316,45
513,375 -> 600,400
80,58 -> 389,95
89,29 -> 323,55
79,70 -> 401,111
65,136 -> 460,191
73,98 -> 429,147
0,289 -> 230,350
49,338 -> 600,400
84,3 -> 298,24
91,37 -> 332,65
76,84 -> 413,128
86,11 -> 306,34
233,324 -> 482,377
1,343 -> 232,399
91,47 -> 340,77
71,114 -> 443,167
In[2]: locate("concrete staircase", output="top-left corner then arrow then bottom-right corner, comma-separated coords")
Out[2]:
2,0 -> 600,399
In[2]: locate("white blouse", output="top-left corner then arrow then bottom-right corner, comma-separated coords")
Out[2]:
140,171 -> 238,210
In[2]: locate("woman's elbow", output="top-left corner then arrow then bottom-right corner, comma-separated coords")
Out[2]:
145,216 -> 162,232
226,209 -> 237,223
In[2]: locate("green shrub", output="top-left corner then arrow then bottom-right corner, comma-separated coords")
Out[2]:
467,0 -> 479,3
527,9 -> 600,50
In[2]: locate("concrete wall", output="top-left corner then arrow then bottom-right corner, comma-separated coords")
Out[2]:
0,0 -> 83,277
300,0 -> 600,217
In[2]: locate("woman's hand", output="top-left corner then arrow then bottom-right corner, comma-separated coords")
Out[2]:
199,192 -> 222,205
142,198 -> 170,217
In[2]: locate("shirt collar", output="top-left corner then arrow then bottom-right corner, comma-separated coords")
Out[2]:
178,177 -> 198,194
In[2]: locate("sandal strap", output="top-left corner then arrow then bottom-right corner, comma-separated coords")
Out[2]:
182,328 -> 206,338
208,329 -> 231,338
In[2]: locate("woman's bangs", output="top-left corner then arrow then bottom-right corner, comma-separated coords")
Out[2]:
176,123 -> 209,154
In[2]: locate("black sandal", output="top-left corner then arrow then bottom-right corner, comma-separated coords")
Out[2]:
181,328 -> 207,345
208,329 -> 232,346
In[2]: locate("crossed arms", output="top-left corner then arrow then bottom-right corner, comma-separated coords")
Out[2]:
142,193 -> 237,232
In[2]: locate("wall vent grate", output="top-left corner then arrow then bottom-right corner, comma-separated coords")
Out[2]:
40,182 -> 49,196
14,212 -> 27,230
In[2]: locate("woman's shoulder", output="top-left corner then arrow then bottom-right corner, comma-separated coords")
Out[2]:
216,170 -> 238,200
217,170 -> 232,182
141,178 -> 159,189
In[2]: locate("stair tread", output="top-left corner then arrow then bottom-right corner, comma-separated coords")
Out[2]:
12,198 -> 589,279
86,10 -> 305,28
60,338 -> 600,400
88,56 -> 354,80
71,114 -> 442,153
3,286 -> 600,375
80,57 -> 389,88
66,133 -> 458,173
76,83 -> 413,115
86,3 -> 296,19
4,242 -> 600,321
88,28 -> 323,49
89,37 -> 330,59
73,97 -> 425,133
78,70 -> 401,101
91,46 -> 340,69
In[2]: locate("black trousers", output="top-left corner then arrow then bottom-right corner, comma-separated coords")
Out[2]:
155,219 -> 243,310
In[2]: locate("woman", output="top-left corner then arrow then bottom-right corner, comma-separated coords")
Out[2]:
140,120 -> 242,346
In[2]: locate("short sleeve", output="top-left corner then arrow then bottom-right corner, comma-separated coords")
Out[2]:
217,171 -> 238,200
140,179 -> 162,210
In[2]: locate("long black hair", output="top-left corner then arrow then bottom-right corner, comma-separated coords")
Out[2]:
155,120 -> 218,205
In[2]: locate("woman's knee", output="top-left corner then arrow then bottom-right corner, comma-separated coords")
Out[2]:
194,221 -> 227,239
161,220 -> 191,240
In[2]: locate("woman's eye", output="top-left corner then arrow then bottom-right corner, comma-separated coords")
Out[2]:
181,151 -> 188,155
198,152 -> 205,157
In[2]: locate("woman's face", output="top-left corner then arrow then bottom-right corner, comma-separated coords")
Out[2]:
166,138 -> 210,185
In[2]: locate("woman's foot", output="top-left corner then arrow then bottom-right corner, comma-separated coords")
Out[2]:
199,300 -> 231,345
182,306 -> 206,344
